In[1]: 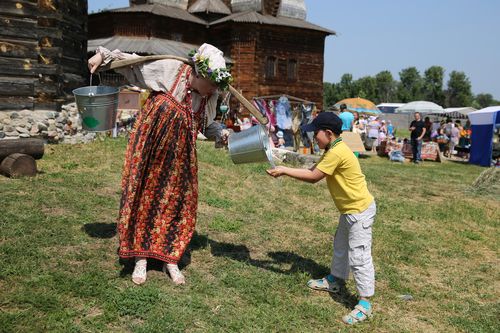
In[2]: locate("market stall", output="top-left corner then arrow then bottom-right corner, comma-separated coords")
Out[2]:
378,140 -> 442,162
468,106 -> 500,167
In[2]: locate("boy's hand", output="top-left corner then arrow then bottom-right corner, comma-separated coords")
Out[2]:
266,166 -> 286,178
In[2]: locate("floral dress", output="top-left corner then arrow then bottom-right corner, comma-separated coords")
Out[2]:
97,47 -> 216,263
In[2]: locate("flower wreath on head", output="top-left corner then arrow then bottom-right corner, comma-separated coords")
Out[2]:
188,49 -> 233,90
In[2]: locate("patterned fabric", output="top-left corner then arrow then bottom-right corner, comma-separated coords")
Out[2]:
117,64 -> 206,264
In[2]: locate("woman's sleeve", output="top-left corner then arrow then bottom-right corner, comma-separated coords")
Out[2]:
95,46 -> 183,92
205,93 -> 219,126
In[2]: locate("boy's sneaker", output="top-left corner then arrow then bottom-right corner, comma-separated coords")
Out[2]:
307,274 -> 344,293
342,300 -> 372,325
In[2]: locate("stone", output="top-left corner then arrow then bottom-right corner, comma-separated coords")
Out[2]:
19,133 -> 30,138
19,110 -> 33,117
5,131 -> 19,137
15,119 -> 27,126
85,133 -> 96,140
0,113 -> 8,121
0,131 -> 5,139
15,126 -> 29,134
10,112 -> 20,119
37,122 -> 48,131
12,120 -> 26,127
48,119 -> 56,125
3,125 -> 14,132
47,130 -> 58,137
56,123 -> 64,129
2,118 -> 11,125
0,124 -> 3,131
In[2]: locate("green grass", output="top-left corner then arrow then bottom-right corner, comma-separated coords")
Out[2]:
0,137 -> 499,332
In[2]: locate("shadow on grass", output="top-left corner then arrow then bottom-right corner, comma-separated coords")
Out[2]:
186,232 -> 329,277
82,222 -> 116,238
113,232 -> 358,308
186,233 -> 358,308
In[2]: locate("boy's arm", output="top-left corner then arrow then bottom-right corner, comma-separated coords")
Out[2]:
267,166 -> 326,184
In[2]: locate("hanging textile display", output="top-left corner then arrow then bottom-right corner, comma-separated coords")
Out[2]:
275,96 -> 292,130
300,104 -> 314,148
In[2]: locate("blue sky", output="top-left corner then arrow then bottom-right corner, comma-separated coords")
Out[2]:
88,0 -> 500,99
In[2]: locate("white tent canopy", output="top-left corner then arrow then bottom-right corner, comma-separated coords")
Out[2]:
395,101 -> 444,114
429,107 -> 477,119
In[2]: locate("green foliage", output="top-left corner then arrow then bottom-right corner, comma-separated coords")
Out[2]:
474,93 -> 499,108
324,66 -> 495,108
446,71 -> 474,107
397,67 -> 424,102
375,70 -> 396,103
423,66 -> 446,106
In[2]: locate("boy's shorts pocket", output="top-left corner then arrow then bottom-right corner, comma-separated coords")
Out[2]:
349,243 -> 369,266
361,219 -> 373,229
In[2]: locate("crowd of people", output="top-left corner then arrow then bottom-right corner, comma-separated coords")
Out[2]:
335,104 -> 473,163
338,104 -> 394,152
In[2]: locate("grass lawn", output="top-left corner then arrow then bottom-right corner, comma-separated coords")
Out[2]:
0,137 -> 498,332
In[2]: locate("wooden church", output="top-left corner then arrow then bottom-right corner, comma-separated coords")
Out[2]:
89,0 -> 334,109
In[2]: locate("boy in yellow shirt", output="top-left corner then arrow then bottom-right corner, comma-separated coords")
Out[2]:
267,112 -> 376,325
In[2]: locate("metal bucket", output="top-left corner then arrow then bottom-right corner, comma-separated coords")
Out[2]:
228,125 -> 273,165
72,86 -> 119,131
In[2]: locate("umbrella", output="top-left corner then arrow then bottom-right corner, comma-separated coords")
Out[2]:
334,97 -> 381,115
395,101 -> 444,114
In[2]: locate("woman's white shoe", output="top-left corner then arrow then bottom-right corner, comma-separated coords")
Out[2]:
132,259 -> 147,285
163,263 -> 185,285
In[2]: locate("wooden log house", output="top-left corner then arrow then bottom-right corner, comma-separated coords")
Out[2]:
89,0 -> 334,109
0,0 -> 88,111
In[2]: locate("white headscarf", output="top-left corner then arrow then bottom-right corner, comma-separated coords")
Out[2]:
197,43 -> 226,70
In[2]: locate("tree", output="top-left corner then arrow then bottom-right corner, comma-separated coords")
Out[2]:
337,73 -> 355,101
353,76 -> 377,102
423,66 -> 445,106
397,67 -> 424,102
474,93 -> 497,109
446,71 -> 473,107
323,82 -> 337,108
375,70 -> 395,103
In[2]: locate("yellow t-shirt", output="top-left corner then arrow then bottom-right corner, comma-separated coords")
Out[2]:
316,141 -> 374,214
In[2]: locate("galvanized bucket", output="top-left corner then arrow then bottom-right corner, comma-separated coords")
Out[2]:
228,125 -> 273,165
72,86 -> 119,131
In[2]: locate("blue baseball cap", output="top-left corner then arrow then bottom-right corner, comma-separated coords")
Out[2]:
301,111 -> 343,135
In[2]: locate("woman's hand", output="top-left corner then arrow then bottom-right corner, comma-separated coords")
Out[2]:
266,166 -> 287,178
88,52 -> 103,73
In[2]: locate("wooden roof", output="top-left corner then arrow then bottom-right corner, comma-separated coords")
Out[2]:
210,10 -> 335,34
103,4 -> 206,24
188,0 -> 231,15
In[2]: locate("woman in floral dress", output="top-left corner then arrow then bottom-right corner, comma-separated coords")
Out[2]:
88,44 -> 232,285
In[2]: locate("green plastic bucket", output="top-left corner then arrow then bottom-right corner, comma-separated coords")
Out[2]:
73,86 -> 119,131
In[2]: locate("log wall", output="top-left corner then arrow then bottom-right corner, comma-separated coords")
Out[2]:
0,0 -> 88,111
211,23 -> 327,109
